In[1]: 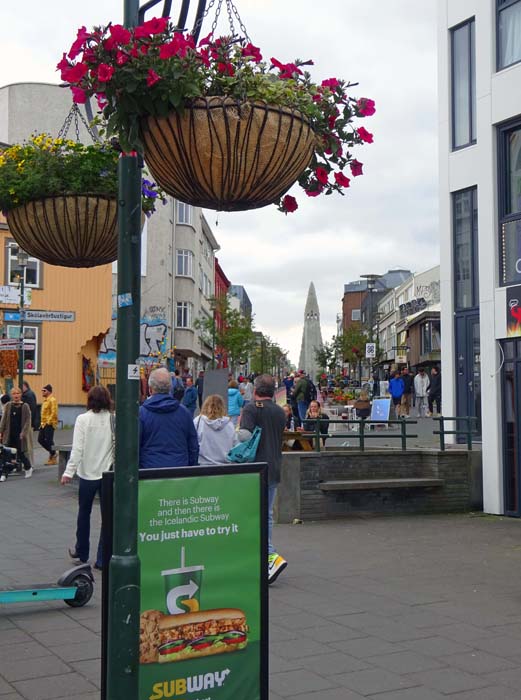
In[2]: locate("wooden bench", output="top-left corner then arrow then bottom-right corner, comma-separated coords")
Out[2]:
282,431 -> 315,452
319,478 -> 444,492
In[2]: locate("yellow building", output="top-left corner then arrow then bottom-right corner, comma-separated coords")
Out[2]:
0,212 -> 112,422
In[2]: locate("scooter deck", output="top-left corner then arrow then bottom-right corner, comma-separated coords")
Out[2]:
0,584 -> 77,603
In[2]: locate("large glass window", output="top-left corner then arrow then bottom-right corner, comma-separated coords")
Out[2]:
176,302 -> 193,329
451,19 -> 476,149
176,249 -> 193,277
499,121 -> 521,285
6,243 -> 41,287
420,320 -> 441,354
498,0 -> 521,70
177,202 -> 193,226
453,187 -> 478,307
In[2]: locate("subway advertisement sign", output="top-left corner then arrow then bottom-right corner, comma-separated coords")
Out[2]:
137,467 -> 267,700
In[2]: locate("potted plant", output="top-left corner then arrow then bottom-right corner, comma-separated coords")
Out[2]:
0,135 -> 165,268
60,19 -> 375,213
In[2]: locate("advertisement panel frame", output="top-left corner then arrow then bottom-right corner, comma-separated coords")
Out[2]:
101,464 -> 268,700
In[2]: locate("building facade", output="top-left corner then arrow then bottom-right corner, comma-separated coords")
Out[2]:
438,0 -> 521,514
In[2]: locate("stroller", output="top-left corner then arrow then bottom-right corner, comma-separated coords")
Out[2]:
0,445 -> 21,482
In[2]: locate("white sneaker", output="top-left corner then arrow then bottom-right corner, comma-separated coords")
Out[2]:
268,552 -> 287,584
0,474 -> 6,482
24,468 -> 33,479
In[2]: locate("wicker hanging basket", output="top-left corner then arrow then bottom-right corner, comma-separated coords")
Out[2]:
141,97 -> 316,211
6,195 -> 118,268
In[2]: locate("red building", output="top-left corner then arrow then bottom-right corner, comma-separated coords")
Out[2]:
214,257 -> 231,368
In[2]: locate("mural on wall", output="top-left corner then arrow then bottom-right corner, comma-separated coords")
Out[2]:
98,305 -> 168,367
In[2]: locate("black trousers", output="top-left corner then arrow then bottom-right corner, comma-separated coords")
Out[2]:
428,393 -> 441,414
38,425 -> 55,456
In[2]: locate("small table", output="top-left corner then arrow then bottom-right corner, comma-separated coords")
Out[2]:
282,431 -> 315,451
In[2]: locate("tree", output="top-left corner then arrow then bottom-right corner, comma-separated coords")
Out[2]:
250,333 -> 287,378
196,294 -> 257,372
336,323 -> 368,379
314,339 -> 337,374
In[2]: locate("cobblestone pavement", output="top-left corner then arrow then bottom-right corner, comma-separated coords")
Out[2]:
0,441 -> 518,699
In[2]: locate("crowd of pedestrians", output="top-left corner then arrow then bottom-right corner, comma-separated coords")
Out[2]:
388,365 -> 442,418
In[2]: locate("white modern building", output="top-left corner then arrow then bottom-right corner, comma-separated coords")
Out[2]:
438,0 -> 521,515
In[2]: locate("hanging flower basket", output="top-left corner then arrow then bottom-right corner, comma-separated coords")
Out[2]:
0,133 -> 166,268
61,19 -> 375,215
141,97 -> 315,211
6,195 -> 118,268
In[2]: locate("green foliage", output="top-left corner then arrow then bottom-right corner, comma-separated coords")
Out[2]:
0,134 -> 166,214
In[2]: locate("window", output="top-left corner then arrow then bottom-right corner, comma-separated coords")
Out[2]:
177,202 -> 193,226
451,18 -> 476,149
499,121 -> 521,285
6,243 -> 41,287
498,0 -> 521,70
176,301 -> 193,329
176,249 -> 193,277
6,324 -> 39,373
421,320 -> 441,354
202,272 -> 212,298
453,187 -> 479,307
351,309 -> 361,321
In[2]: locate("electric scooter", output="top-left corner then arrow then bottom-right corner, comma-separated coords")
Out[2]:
0,446 -> 95,607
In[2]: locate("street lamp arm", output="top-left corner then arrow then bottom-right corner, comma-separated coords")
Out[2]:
137,0 -> 208,41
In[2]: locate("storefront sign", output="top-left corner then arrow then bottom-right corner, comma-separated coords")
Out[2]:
101,466 -> 268,700
0,286 -> 31,306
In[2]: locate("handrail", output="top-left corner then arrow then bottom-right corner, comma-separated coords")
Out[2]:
297,418 -> 418,453
432,416 -> 479,451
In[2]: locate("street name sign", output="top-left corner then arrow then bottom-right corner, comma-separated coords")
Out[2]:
24,310 -> 75,322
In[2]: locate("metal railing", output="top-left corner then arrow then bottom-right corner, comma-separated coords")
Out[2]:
302,418 -> 418,452
432,416 -> 479,451
288,415 -> 479,453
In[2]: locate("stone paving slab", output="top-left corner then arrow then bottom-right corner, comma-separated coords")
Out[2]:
1,443 -> 521,698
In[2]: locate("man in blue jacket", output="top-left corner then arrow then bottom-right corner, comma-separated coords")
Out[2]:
389,370 -> 405,419
139,367 -> 199,468
182,377 -> 198,417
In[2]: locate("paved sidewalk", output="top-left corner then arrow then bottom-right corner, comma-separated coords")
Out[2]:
1,455 -> 521,699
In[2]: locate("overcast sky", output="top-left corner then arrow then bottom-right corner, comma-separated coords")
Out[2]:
0,0 -> 439,366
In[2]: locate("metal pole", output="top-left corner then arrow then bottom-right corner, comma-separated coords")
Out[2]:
18,271 -> 24,389
106,3 -> 141,697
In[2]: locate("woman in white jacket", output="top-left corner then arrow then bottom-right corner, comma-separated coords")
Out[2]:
194,394 -> 237,466
61,385 -> 114,569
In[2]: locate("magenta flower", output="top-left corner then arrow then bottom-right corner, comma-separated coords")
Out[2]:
147,69 -> 161,87
281,195 -> 298,213
357,98 -> 376,117
357,127 -> 374,143
350,159 -> 363,177
334,172 -> 351,188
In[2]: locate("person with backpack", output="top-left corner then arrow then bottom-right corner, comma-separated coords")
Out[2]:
171,369 -> 185,401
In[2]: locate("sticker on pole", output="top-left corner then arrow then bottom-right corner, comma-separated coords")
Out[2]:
128,364 -> 140,380
365,342 -> 376,359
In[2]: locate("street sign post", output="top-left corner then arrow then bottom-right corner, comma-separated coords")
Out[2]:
23,310 -> 75,322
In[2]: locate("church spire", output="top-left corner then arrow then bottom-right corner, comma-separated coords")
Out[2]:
298,282 -> 323,377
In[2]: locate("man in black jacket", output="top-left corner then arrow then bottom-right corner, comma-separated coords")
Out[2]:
400,367 -> 414,418
238,374 -> 287,584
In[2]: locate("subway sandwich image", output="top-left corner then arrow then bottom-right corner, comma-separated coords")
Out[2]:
140,608 -> 248,664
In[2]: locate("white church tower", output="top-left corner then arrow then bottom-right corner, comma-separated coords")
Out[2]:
298,282 -> 323,379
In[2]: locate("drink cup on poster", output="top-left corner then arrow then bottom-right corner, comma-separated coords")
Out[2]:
162,547 -> 204,614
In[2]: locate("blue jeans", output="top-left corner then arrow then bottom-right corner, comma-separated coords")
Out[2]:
268,483 -> 277,555
297,400 -> 309,422
76,477 -> 103,567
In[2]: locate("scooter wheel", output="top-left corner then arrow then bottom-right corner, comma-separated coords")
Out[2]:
65,573 -> 94,607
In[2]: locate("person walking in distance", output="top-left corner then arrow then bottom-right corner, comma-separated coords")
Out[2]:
400,367 -> 413,418
414,367 -> 430,418
389,371 -> 405,419
0,386 -> 34,481
238,374 -> 287,584
22,381 -> 39,430
182,377 -> 198,417
61,386 -> 114,570
195,370 -> 205,410
38,384 -> 58,465
428,366 -> 442,417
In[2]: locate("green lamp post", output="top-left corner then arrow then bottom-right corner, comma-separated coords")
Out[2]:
17,247 -> 29,390
106,3 -> 207,698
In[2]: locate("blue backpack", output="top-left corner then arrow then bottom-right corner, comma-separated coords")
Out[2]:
227,427 -> 262,463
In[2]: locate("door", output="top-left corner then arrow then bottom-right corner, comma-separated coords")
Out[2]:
455,313 -> 481,438
502,339 -> 521,516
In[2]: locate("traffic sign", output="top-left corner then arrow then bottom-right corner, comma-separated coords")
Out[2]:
365,342 -> 377,359
23,310 -> 75,322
